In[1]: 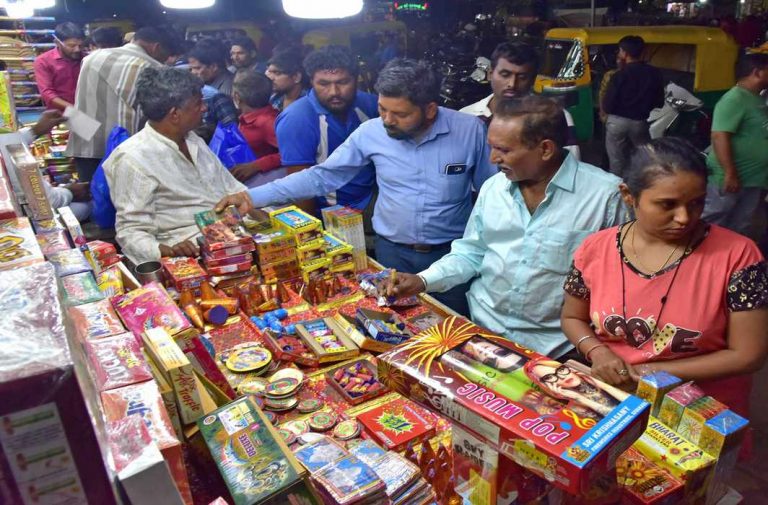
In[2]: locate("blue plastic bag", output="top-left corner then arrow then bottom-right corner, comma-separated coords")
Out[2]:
90,126 -> 130,229
209,122 -> 257,169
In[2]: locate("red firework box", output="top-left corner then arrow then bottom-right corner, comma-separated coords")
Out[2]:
203,252 -> 252,268
112,282 -> 192,339
200,241 -> 255,260
85,240 -> 120,273
68,299 -> 126,342
194,206 -> 252,251
0,217 -> 45,271
36,229 -> 71,258
173,328 -> 237,400
206,258 -> 252,277
84,332 -> 153,391
378,317 -> 650,495
356,396 -> 438,451
161,257 -> 208,292
101,380 -> 192,504
616,448 -> 684,505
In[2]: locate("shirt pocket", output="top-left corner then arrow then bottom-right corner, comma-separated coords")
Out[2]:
433,165 -> 470,204
539,228 -> 591,275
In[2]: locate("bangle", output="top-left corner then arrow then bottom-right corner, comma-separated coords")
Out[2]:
416,274 -> 429,292
585,343 -> 607,363
575,335 -> 596,354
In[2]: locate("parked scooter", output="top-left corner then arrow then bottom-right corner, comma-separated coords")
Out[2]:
648,82 -> 711,150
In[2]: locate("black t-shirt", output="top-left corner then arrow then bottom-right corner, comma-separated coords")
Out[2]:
603,62 -> 665,121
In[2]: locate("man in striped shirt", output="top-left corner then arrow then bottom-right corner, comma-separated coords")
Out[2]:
65,26 -> 184,182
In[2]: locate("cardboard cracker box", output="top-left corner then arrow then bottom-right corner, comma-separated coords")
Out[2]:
379,317 -> 650,495
5,143 -> 53,222
0,217 -> 45,271
635,372 -> 682,418
0,263 -> 117,505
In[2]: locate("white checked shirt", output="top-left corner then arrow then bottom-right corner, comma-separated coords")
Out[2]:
103,123 -> 246,264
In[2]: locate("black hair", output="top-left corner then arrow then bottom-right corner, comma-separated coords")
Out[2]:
91,27 -> 123,49
619,35 -> 645,59
189,38 -> 228,68
134,26 -> 185,56
490,42 -> 539,72
233,70 -> 272,108
55,22 -> 84,42
268,46 -> 304,76
230,35 -> 257,54
736,52 -> 768,80
136,67 -> 203,121
303,45 -> 358,79
625,138 -> 707,198
492,95 -> 567,148
374,58 -> 440,106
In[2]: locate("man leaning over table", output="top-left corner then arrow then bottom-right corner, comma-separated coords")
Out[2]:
216,58 -> 497,317
386,96 -> 626,359
103,67 -> 245,266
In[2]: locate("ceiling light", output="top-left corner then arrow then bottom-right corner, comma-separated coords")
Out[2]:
2,0 -> 34,18
30,0 -> 55,8
282,0 -> 363,19
160,0 -> 215,9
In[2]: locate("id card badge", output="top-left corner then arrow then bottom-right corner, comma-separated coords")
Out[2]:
444,163 -> 467,175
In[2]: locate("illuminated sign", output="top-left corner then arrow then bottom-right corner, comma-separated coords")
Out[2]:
394,2 -> 429,11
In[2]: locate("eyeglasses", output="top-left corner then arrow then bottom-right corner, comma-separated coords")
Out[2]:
540,365 -> 572,384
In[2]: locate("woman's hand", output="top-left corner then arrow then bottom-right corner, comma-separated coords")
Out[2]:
589,346 -> 633,386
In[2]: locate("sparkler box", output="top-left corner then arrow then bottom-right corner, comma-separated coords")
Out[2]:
0,263 -> 117,504
378,317 -> 650,495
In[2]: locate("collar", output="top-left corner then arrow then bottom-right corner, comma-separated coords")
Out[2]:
307,89 -> 365,119
412,107 -> 451,146
210,71 -> 232,88
506,151 -> 578,193
145,122 -> 199,164
467,94 -> 493,117
240,105 -> 275,125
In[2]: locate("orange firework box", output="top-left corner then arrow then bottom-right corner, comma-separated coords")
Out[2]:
616,448 -> 684,505
378,317 -> 650,495
161,257 -> 208,292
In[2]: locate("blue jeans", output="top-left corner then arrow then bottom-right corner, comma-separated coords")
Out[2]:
374,236 -> 471,317
702,184 -> 763,237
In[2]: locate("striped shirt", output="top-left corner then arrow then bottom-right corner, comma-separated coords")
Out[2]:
66,43 -> 162,159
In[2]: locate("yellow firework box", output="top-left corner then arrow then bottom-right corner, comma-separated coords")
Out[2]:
635,372 -> 682,418
699,411 -> 749,505
269,206 -> 324,247
632,417 -> 715,503
378,317 -> 650,495
676,397 -> 727,446
143,328 -> 206,425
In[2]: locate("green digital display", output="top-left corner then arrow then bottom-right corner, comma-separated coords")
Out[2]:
394,2 -> 429,11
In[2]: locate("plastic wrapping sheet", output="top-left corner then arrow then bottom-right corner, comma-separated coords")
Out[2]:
0,262 -> 117,504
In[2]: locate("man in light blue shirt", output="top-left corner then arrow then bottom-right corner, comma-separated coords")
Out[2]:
387,96 -> 625,357
217,59 -> 497,315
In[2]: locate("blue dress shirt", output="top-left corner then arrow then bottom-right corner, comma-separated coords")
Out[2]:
249,107 -> 497,244
420,154 -> 626,357
274,89 -> 378,210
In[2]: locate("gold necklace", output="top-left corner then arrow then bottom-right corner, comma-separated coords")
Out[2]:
630,225 -> 681,275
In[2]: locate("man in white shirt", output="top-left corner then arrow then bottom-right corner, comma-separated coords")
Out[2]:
103,67 -> 246,265
461,42 -> 581,160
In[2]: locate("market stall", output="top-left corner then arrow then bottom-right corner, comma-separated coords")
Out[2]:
0,109 -> 750,504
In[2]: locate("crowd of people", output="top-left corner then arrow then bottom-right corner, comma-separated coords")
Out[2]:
29,21 -> 768,420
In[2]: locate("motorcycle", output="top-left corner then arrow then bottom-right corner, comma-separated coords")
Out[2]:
648,82 -> 711,151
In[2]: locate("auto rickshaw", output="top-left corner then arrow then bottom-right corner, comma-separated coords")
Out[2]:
535,26 -> 739,142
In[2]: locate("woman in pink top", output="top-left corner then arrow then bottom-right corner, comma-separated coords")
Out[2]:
561,138 -> 767,417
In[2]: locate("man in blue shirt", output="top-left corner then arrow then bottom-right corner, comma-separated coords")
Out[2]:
386,96 -> 625,357
274,45 -> 378,215
217,59 -> 497,316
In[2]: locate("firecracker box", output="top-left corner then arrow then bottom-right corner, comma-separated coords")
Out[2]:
0,217 -> 45,271
207,259 -> 252,277
145,355 -> 183,438
323,232 -> 354,266
658,383 -> 706,430
699,411 -> 749,505
259,257 -> 300,283
631,417 -> 715,503
84,240 -> 120,274
68,299 -> 126,342
0,72 -> 17,133
197,396 -> 315,505
635,372 -> 682,418
106,417 -> 185,505
378,317 -> 650,495
331,312 -> 389,353
357,397 -> 438,452
0,263 -> 118,505
84,332 -> 153,392
253,228 -> 295,256
321,206 -> 366,271
58,206 -> 87,248
173,328 -> 237,400
5,143 -> 53,221
48,247 -> 92,277
61,271 -> 105,306
0,165 -> 21,220
296,240 -> 326,264
452,424 -> 504,505
161,257 -> 208,292
101,380 -> 192,504
616,448 -> 684,505
255,246 -> 296,266
356,308 -> 414,348
195,206 -> 252,251
201,240 -> 256,259
676,397 -> 728,446
143,328 -> 206,425
295,317 -> 360,364
300,256 -> 331,284
36,229 -> 71,258
269,205 -> 324,246
112,282 -> 192,338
